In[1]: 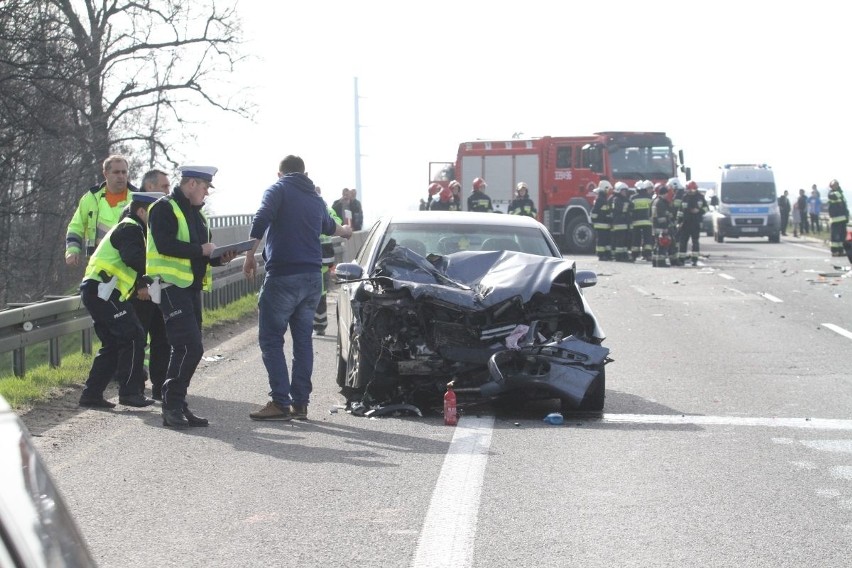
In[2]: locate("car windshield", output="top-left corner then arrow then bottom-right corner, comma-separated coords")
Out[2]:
720,182 -> 776,204
381,222 -> 559,258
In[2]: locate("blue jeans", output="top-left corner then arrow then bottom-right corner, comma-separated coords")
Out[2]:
258,272 -> 322,406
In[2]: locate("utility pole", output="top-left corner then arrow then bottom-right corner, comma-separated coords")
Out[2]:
354,77 -> 364,213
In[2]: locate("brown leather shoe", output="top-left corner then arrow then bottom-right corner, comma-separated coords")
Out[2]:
249,401 -> 293,421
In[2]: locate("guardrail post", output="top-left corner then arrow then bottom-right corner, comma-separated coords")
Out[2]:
13,348 -> 25,377
82,328 -> 93,355
49,337 -> 61,368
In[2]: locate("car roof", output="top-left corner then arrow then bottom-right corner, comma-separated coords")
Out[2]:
381,211 -> 544,228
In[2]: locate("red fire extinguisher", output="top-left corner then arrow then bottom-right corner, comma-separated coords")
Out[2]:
444,381 -> 458,426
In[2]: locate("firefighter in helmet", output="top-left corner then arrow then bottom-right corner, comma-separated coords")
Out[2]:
651,183 -> 674,267
828,179 -> 849,257
676,180 -> 709,266
666,177 -> 686,265
509,182 -> 537,217
448,180 -> 462,211
467,177 -> 494,212
630,180 -> 654,261
591,180 -> 613,261
610,182 -> 634,262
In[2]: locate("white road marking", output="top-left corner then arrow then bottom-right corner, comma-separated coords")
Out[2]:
718,273 -> 736,280
412,416 -> 494,568
723,286 -> 748,296
822,323 -> 852,341
631,285 -> 651,296
758,292 -> 783,303
593,413 -> 852,430
786,242 -> 828,253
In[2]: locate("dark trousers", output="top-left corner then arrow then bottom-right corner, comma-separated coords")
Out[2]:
594,227 -> 611,259
678,221 -> 701,261
157,286 -> 204,410
631,225 -> 653,259
80,282 -> 146,398
780,210 -> 790,234
131,297 -> 169,393
830,221 -> 847,256
809,213 -> 821,232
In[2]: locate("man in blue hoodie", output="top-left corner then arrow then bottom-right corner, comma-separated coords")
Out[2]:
243,155 -> 353,421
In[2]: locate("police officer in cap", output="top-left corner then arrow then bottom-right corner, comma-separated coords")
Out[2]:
78,192 -> 165,408
146,165 -> 238,428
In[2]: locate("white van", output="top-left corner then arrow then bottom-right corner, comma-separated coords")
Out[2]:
711,164 -> 781,243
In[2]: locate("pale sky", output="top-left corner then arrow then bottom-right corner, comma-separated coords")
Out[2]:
187,1 -> 848,224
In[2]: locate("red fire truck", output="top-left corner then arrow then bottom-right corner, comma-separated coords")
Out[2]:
429,132 -> 688,254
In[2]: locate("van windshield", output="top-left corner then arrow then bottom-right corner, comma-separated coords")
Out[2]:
720,182 -> 776,204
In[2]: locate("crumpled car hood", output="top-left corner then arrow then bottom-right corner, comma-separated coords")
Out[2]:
373,246 -> 579,309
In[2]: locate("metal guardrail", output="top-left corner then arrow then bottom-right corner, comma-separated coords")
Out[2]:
0,213 -> 367,378
0,256 -> 268,377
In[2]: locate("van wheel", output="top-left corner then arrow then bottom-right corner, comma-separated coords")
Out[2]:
768,232 -> 780,243
715,231 -> 724,243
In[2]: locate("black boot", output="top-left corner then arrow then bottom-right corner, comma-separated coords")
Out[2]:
162,407 -> 189,428
183,404 -> 209,427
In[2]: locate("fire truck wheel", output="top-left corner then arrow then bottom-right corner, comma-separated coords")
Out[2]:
563,217 -> 596,255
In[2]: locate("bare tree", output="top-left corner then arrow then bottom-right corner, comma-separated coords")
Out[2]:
0,0 -> 249,305
51,0 -> 250,171
0,1 -> 91,304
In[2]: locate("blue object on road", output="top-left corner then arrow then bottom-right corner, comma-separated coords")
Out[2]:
543,412 -> 564,425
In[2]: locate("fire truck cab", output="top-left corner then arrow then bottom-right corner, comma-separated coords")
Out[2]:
430,132 -> 683,254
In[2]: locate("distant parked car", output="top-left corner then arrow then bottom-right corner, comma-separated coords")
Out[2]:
0,395 -> 96,566
334,211 -> 610,415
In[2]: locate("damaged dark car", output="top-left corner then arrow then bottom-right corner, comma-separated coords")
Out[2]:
334,212 -> 609,417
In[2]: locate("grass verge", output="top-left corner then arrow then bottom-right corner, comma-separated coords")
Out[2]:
0,294 -> 258,410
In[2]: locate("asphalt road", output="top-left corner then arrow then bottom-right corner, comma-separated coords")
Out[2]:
24,234 -> 852,568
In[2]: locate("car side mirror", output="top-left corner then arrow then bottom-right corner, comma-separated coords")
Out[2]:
333,262 -> 363,283
576,270 -> 597,288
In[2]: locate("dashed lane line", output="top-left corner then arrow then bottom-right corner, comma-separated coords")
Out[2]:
822,323 -> 852,341
758,292 -> 784,303
718,273 -> 736,280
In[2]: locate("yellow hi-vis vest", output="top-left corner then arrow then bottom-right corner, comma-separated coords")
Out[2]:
83,217 -> 141,301
146,199 -> 212,291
